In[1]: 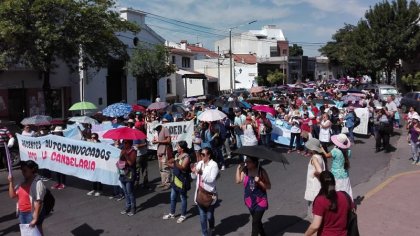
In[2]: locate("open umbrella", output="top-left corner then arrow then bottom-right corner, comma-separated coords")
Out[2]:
312,98 -> 335,105
250,86 -> 264,93
232,146 -> 289,165
132,104 -> 146,112
197,109 -> 227,122
252,105 -> 276,116
247,97 -> 271,105
69,116 -> 99,125
147,102 -> 168,110
166,104 -> 185,113
69,101 -> 97,111
240,101 -> 252,109
103,127 -> 146,140
102,103 -> 132,117
137,99 -> 152,107
21,115 -> 52,126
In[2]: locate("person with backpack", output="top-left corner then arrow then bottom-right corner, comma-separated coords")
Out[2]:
344,106 -> 358,144
163,141 -> 191,223
8,160 -> 48,236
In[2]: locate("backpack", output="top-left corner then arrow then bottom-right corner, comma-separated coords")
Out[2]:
352,112 -> 361,128
43,189 -> 55,215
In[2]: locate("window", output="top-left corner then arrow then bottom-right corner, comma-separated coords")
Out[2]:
182,57 -> 190,68
172,56 -> 176,64
167,79 -> 172,94
270,46 -> 278,57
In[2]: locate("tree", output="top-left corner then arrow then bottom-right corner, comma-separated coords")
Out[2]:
254,76 -> 264,86
289,44 -> 303,57
364,0 -> 420,84
0,0 -> 139,114
401,72 -> 420,91
128,43 -> 176,100
266,70 -> 286,85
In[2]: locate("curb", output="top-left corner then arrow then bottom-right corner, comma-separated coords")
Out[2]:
364,170 -> 420,200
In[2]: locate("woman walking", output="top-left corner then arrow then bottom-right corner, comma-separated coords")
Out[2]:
118,140 -> 137,216
304,138 -> 326,219
322,134 -> 353,198
191,147 -> 219,236
236,156 -> 271,236
305,171 -> 354,236
163,141 -> 191,223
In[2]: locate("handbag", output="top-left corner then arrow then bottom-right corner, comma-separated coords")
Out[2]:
196,175 -> 216,208
342,191 -> 360,236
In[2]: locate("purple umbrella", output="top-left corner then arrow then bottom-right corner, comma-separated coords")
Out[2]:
147,102 -> 168,110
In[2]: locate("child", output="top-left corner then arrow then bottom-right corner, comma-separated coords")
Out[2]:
192,131 -> 202,162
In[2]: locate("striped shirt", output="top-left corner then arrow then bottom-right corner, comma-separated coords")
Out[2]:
0,128 -> 12,147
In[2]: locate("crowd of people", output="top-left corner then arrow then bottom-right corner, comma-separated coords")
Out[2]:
2,79 -> 420,236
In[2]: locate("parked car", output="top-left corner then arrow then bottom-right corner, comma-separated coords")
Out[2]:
400,91 -> 420,113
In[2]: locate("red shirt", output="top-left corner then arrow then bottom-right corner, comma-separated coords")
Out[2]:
16,184 -> 32,212
312,192 -> 350,236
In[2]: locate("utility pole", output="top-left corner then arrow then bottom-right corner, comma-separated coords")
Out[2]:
229,29 -> 233,92
218,46 -> 221,94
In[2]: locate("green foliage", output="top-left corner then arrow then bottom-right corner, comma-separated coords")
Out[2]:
401,72 -> 420,91
320,0 -> 420,84
289,44 -> 303,57
266,70 -> 285,85
0,0 -> 139,72
128,43 -> 176,98
254,76 -> 265,86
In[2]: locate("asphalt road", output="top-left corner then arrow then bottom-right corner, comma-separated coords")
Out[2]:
0,132 -> 401,236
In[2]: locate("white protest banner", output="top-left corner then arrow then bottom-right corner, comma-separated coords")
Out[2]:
146,120 -> 194,150
17,134 -> 121,185
342,108 -> 369,135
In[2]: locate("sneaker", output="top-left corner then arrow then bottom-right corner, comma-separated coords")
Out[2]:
57,184 -> 65,190
221,165 -> 225,171
51,183 -> 60,189
416,162 -> 420,166
409,157 -> 415,161
120,209 -> 129,215
87,190 -> 95,196
116,195 -> 125,201
177,215 -> 187,223
162,213 -> 175,220
127,211 -> 135,217
94,191 -> 101,197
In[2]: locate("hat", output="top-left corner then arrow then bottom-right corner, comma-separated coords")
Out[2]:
331,134 -> 351,149
52,126 -> 63,133
305,138 -> 323,153
127,119 -> 135,123
233,107 -> 241,112
135,111 -> 141,115
412,114 -> 420,121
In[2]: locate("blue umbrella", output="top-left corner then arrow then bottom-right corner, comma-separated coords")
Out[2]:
102,103 -> 132,117
240,101 -> 252,109
137,99 -> 152,107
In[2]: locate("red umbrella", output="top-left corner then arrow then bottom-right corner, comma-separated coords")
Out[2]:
103,127 -> 146,140
252,105 -> 276,116
132,104 -> 146,112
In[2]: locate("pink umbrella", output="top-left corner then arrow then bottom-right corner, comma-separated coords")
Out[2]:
147,102 -> 168,110
103,127 -> 146,140
252,105 -> 276,116
250,86 -> 264,93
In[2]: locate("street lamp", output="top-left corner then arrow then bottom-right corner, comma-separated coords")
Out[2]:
229,20 -> 257,92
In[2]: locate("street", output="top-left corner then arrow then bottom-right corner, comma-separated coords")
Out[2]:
0,132 -> 408,236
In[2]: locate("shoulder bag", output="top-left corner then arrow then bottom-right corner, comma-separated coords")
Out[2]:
196,174 -> 216,208
342,191 -> 360,236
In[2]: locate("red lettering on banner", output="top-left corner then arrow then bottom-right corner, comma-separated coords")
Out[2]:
27,151 -> 37,161
42,151 -> 47,160
49,151 -> 96,171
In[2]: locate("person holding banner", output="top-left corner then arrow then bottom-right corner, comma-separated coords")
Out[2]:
87,133 -> 103,197
50,127 -> 67,190
0,124 -> 13,170
8,160 -> 46,236
154,121 -> 172,190
118,140 -> 137,216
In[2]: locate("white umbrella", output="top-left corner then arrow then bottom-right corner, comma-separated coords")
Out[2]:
197,109 -> 227,122
69,116 -> 99,125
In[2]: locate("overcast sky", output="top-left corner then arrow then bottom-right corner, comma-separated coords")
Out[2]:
118,0 -> 383,56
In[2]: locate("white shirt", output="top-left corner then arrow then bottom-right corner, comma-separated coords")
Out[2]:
386,101 -> 397,113
194,159 -> 219,195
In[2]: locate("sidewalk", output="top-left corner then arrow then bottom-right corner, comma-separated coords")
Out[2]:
283,130 -> 420,236
358,170 -> 420,236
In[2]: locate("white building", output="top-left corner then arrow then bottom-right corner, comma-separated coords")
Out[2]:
0,8 -> 165,121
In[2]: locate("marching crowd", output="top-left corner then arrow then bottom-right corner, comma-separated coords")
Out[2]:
3,79 -> 420,236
